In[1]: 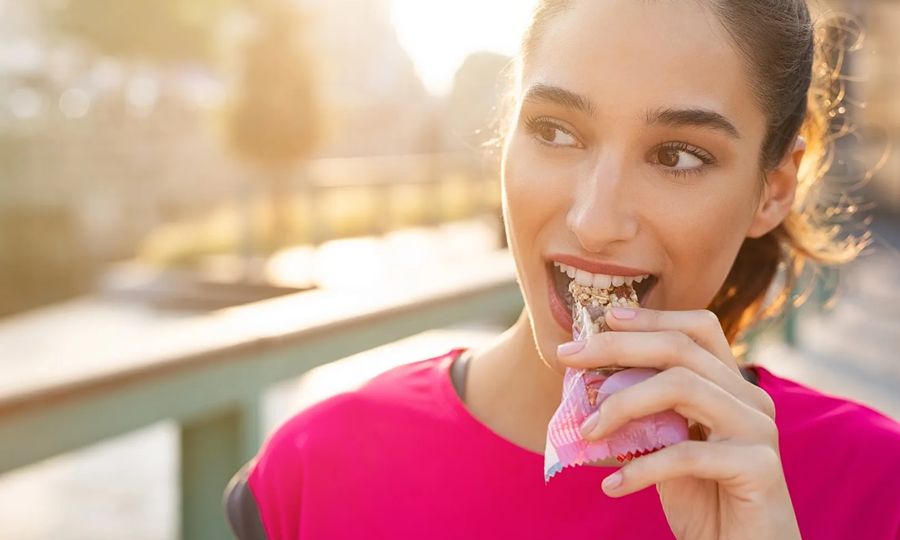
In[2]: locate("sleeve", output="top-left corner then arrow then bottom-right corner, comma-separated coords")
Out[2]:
224,462 -> 270,540
222,392 -> 364,539
223,399 -> 328,540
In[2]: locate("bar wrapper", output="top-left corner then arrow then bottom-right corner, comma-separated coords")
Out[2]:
544,284 -> 690,482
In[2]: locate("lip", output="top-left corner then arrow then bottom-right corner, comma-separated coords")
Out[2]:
547,254 -> 653,277
547,270 -> 574,333
546,264 -> 660,334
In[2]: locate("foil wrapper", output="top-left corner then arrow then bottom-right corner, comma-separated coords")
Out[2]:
544,286 -> 690,482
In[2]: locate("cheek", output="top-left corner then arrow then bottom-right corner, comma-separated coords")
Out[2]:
651,180 -> 757,307
501,138 -> 571,236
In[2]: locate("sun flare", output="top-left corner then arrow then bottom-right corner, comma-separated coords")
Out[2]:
390,0 -> 538,95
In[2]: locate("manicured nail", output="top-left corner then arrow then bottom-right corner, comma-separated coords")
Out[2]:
602,471 -> 623,491
557,340 -> 586,357
611,307 -> 637,320
580,411 -> 601,437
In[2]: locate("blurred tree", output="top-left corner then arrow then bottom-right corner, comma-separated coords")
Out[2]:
43,0 -> 232,63
446,52 -> 511,151
228,4 -> 320,255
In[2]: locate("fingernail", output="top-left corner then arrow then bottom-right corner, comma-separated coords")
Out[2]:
602,471 -> 623,491
557,340 -> 586,357
580,411 -> 601,437
611,307 -> 637,320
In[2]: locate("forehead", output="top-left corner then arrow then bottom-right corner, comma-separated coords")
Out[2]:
522,0 -> 763,136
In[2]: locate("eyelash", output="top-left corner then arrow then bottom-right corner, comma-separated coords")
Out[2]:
655,141 -> 717,179
523,116 -> 581,148
522,115 -> 717,178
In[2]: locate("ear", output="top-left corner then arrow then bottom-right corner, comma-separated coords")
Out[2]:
746,136 -> 806,239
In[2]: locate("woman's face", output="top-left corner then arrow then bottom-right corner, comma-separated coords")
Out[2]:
502,0 -> 771,373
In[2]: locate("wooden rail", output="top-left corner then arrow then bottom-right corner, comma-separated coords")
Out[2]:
0,251 -> 522,539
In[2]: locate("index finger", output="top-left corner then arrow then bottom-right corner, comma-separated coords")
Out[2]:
604,307 -> 736,371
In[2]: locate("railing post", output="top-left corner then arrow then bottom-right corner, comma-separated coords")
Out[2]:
180,399 -> 260,539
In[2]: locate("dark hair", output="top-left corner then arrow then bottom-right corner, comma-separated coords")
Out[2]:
499,0 -> 870,345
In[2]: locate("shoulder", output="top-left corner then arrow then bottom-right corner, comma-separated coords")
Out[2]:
755,365 -> 900,450
754,366 -> 900,536
258,348 -> 459,465
757,367 -> 900,484
225,349 -> 462,539
284,347 -> 458,436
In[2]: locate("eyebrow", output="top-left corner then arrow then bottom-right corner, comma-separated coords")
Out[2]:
645,106 -> 741,139
523,84 -> 596,117
522,84 -> 742,139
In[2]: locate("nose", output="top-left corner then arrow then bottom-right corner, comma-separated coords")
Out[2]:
566,156 -> 639,252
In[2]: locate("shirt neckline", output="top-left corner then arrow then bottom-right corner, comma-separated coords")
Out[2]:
437,348 -> 546,461
437,348 -> 771,463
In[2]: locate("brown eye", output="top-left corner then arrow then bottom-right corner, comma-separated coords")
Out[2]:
657,148 -> 680,167
650,142 -> 712,176
523,116 -> 580,147
538,125 -> 558,142
649,142 -> 716,179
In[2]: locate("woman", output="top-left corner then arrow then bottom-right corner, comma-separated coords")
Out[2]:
225,1 -> 900,538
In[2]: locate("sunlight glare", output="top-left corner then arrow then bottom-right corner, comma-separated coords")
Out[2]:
390,0 -> 538,95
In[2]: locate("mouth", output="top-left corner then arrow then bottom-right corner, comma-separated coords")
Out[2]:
546,260 -> 659,331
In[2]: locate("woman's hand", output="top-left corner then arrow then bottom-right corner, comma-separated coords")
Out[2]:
556,307 -> 802,540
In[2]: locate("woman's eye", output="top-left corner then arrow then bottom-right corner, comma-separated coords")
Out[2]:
651,143 -> 716,177
656,148 -> 704,169
538,126 -> 578,146
523,117 -> 580,148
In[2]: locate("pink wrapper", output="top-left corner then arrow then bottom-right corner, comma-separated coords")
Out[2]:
544,302 -> 690,481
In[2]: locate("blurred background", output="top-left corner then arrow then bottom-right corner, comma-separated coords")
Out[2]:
0,0 -> 897,538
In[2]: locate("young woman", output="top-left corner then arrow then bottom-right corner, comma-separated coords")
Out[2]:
225,1 -> 900,538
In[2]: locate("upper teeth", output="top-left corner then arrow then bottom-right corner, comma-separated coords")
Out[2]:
554,262 -> 650,288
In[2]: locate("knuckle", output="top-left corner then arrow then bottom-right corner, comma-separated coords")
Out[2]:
593,330 -> 614,348
757,415 -> 780,446
674,441 -> 703,468
666,365 -> 692,381
753,444 -> 782,474
753,387 -> 777,420
591,331 -> 616,358
663,365 -> 696,395
698,309 -> 721,329
670,331 -> 695,354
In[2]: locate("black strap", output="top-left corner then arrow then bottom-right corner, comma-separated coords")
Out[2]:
450,349 -> 473,400
223,463 -> 269,540
740,366 -> 760,387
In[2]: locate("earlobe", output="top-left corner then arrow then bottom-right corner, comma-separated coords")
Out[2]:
746,136 -> 805,239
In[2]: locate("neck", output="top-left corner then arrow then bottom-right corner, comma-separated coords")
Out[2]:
466,309 -> 565,454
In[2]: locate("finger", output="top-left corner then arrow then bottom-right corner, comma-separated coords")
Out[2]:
581,366 -> 777,444
600,440 -> 782,498
558,330 -> 774,419
604,307 -> 734,370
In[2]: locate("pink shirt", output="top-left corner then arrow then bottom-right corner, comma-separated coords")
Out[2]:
231,348 -> 900,539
